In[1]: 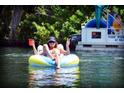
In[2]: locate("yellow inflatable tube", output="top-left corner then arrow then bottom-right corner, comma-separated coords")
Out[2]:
29,54 -> 79,67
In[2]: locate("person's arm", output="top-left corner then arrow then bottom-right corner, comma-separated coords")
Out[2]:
58,38 -> 70,55
65,38 -> 70,54
32,43 -> 38,55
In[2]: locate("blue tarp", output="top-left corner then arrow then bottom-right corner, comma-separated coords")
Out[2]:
85,18 -> 107,28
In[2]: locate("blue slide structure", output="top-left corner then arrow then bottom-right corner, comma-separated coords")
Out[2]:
85,5 -> 115,34
85,18 -> 107,28
107,13 -> 115,27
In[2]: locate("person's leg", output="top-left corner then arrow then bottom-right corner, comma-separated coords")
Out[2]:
43,44 -> 61,68
37,45 -> 43,55
43,44 -> 54,59
54,54 -> 61,69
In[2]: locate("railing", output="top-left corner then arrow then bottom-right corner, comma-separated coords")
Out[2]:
102,9 -> 123,30
107,27 -> 124,35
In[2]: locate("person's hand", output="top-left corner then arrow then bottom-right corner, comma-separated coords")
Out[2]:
32,40 -> 35,48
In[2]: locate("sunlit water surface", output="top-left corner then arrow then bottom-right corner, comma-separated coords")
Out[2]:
0,47 -> 124,88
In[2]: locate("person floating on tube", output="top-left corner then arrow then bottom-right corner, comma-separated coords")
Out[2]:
29,36 -> 70,69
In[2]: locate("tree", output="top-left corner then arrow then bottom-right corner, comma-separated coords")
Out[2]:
0,5 -> 123,46
9,6 -> 24,41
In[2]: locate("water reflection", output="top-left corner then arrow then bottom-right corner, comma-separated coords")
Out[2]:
0,47 -> 124,88
78,50 -> 124,88
0,47 -> 29,88
28,66 -> 80,88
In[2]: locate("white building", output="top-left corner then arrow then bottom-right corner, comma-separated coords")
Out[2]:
76,27 -> 124,51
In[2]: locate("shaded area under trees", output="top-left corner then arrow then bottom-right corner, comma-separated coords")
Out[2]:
0,5 -> 124,47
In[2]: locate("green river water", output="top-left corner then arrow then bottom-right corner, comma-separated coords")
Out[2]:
0,47 -> 124,88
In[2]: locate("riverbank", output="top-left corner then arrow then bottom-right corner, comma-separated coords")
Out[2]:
0,40 -> 29,47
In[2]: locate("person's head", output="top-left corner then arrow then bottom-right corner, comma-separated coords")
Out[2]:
47,36 -> 58,49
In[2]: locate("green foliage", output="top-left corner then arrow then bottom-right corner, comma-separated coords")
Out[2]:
32,22 -> 59,44
1,5 -> 123,45
19,13 -> 36,41
31,6 -> 86,44
0,5 -> 94,43
19,5 -> 124,44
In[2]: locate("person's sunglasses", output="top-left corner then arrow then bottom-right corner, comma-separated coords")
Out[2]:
49,41 -> 55,43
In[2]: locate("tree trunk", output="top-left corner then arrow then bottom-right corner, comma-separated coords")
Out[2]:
9,6 -> 23,42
